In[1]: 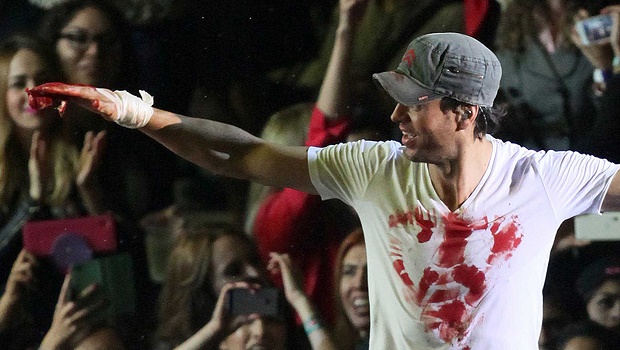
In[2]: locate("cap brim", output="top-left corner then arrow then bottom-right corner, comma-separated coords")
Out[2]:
372,71 -> 443,106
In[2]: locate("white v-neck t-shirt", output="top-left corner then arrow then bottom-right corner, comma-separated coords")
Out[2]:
308,136 -> 619,349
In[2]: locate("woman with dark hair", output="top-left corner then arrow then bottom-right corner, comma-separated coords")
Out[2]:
38,0 -> 176,222
333,228 -> 369,350
39,0 -> 133,89
494,0 -> 607,151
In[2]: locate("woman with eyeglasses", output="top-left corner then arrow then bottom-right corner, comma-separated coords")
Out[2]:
39,0 -> 127,89
38,0 -> 176,223
38,0 -> 133,144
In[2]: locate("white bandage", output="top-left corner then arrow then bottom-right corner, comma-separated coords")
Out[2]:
95,88 -> 154,129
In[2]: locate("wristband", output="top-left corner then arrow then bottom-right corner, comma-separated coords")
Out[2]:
593,68 -> 612,84
303,316 -> 322,335
96,88 -> 154,129
613,56 -> 620,75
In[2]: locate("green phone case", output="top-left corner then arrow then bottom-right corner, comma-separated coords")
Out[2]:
71,252 -> 136,321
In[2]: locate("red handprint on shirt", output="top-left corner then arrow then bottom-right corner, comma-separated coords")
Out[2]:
389,206 -> 523,345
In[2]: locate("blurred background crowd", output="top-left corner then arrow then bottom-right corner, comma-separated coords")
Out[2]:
0,0 -> 619,349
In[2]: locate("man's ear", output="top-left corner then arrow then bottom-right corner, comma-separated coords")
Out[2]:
455,105 -> 479,130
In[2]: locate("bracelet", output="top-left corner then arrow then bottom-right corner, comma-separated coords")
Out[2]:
303,316 -> 322,335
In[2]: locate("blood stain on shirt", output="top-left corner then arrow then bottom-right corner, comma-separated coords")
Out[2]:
388,207 -> 524,345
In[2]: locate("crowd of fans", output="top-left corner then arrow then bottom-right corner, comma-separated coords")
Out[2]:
0,0 -> 619,349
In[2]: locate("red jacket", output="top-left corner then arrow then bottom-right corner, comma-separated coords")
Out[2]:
253,106 -> 350,324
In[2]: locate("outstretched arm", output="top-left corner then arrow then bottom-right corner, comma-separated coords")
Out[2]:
27,84 -> 316,194
142,109 -> 314,192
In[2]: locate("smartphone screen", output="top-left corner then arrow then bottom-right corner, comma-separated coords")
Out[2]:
228,287 -> 283,318
576,14 -> 613,45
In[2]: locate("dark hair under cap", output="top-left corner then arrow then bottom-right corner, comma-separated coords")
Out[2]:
576,256 -> 620,302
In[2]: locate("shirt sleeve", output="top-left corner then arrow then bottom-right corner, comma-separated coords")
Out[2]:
308,140 -> 401,205
535,150 -> 620,219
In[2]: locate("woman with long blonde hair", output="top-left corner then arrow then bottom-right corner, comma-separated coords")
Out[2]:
0,33 -> 106,224
155,222 -> 269,348
0,33 -> 106,348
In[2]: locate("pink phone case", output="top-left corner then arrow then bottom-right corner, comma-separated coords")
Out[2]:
22,213 -> 117,256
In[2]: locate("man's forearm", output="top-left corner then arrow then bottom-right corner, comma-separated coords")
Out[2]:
141,109 -> 263,179
140,109 -> 314,192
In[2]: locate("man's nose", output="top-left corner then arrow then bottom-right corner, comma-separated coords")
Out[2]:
390,103 -> 407,123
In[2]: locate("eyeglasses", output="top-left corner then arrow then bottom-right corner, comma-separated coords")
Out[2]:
58,30 -> 121,51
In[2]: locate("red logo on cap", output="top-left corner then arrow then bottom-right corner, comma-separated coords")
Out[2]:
403,49 -> 416,66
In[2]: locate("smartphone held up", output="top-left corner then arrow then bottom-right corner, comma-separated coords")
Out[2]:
575,13 -> 614,45
228,287 -> 285,319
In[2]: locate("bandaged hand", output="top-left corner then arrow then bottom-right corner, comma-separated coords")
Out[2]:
27,83 -> 155,129
95,89 -> 154,128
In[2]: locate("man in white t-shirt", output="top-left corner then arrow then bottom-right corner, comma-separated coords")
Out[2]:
27,33 -> 620,349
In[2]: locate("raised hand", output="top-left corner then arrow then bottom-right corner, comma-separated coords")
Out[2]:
570,8 -> 616,69
175,281 -> 258,350
76,130 -> 106,187
339,0 -> 369,29
0,250 -> 38,332
28,130 -> 50,201
27,83 -> 113,119
267,252 -> 338,350
4,249 -> 38,298
75,130 -> 107,215
600,5 -> 620,58
39,272 -> 107,350
267,252 -> 306,308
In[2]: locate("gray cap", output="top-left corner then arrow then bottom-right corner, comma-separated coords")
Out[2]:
373,32 -> 501,107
